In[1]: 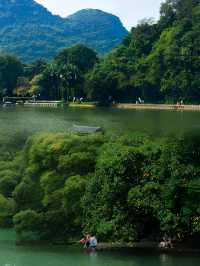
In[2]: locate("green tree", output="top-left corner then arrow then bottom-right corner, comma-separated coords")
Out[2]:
13,209 -> 43,236
56,44 -> 98,72
12,133 -> 104,240
24,59 -> 47,80
0,54 -> 23,97
14,76 -> 30,96
0,194 -> 15,227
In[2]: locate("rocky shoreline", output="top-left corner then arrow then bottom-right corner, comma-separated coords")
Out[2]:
14,239 -> 200,254
95,242 -> 200,254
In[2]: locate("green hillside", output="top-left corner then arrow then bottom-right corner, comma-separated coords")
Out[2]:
0,0 -> 128,62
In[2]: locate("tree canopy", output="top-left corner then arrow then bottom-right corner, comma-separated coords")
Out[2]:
86,0 -> 200,104
0,131 -> 199,244
0,54 -> 23,97
1,1 -> 200,104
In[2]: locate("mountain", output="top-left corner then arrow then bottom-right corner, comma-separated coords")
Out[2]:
0,0 -> 128,62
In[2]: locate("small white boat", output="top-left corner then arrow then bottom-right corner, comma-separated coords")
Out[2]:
71,125 -> 103,134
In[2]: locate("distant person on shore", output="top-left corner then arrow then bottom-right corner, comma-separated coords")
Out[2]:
180,100 -> 184,108
79,234 -> 91,248
176,100 -> 184,109
79,234 -> 97,249
89,236 -> 98,249
138,97 -> 144,104
159,237 -> 173,249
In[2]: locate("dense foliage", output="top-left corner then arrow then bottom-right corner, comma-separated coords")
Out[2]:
12,133 -> 104,240
82,133 -> 200,242
86,0 -> 200,104
0,131 -> 199,245
0,45 -> 98,100
0,0 -> 200,103
0,54 -> 23,97
37,45 -> 98,100
0,0 -> 128,62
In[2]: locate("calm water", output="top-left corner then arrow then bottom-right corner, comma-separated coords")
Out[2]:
0,106 -> 200,151
0,230 -> 199,266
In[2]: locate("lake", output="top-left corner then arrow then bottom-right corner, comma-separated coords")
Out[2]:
0,106 -> 200,151
0,230 -> 199,266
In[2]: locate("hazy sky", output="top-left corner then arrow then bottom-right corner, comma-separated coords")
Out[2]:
36,0 -> 164,30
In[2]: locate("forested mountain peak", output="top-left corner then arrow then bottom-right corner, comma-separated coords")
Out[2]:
0,0 -> 64,25
1,0 -> 55,13
0,0 -> 128,61
68,8 -> 122,23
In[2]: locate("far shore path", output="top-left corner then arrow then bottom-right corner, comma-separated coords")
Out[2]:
114,103 -> 200,111
68,102 -> 200,111
22,101 -> 200,111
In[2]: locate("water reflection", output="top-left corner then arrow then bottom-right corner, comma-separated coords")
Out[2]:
89,250 -> 98,260
160,253 -> 170,264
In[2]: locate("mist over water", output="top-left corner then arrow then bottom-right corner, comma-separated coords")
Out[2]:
0,107 -> 200,152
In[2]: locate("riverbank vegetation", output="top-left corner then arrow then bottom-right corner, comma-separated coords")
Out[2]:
0,0 -> 200,104
0,132 -> 199,245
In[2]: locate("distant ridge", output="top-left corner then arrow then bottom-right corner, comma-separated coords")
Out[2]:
0,0 -> 128,61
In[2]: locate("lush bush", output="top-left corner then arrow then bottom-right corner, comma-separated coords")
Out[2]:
82,133 -> 200,242
0,131 -> 198,244
13,209 -> 43,235
12,132 -> 104,240
0,194 -> 15,227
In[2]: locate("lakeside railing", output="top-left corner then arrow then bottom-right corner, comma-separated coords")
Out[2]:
24,101 -> 61,107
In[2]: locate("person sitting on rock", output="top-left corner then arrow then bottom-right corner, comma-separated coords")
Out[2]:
79,234 -> 91,248
89,236 -> 98,249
